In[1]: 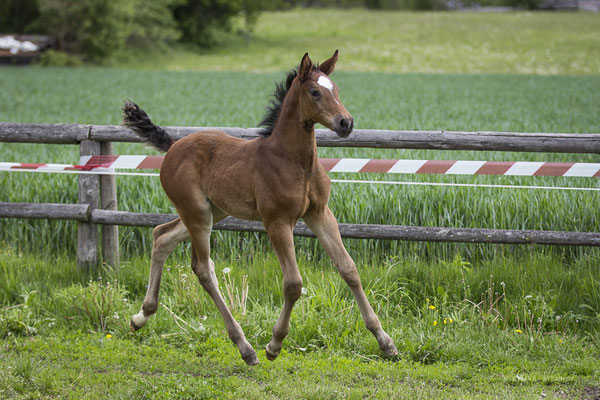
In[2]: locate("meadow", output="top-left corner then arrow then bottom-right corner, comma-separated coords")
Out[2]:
1,9 -> 600,399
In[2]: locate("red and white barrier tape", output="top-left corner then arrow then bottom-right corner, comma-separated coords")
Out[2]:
2,156 -> 600,191
2,155 -> 600,178
323,158 -> 600,177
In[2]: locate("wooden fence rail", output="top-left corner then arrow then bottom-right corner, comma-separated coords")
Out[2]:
2,122 -> 600,153
2,202 -> 600,247
1,122 -> 599,270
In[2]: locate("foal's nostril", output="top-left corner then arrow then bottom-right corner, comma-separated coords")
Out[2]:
333,115 -> 354,137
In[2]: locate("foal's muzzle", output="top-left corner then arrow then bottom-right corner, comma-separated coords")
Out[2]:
333,115 -> 354,138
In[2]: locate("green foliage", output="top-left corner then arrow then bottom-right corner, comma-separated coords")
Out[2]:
171,0 -> 245,47
36,49 -> 82,66
0,0 -> 39,33
37,0 -> 134,61
0,292 -> 41,338
2,0 -> 200,62
127,0 -> 182,46
51,279 -> 130,333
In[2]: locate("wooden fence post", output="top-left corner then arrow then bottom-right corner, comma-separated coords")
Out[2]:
77,140 -> 100,271
100,141 -> 119,269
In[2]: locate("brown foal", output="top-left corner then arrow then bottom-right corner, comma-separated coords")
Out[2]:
123,51 -> 398,365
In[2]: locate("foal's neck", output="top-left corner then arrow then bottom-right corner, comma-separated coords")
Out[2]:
268,81 -> 318,173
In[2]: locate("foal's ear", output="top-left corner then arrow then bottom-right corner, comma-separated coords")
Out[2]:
319,50 -> 339,76
298,52 -> 313,82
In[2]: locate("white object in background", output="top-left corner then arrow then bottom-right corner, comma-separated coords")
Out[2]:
0,35 -> 39,54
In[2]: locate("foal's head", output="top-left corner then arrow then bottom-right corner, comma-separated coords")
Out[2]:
297,50 -> 354,138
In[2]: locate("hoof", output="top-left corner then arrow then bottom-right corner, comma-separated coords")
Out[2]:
383,343 -> 399,358
130,320 -> 142,332
242,352 -> 260,366
265,344 -> 280,361
130,311 -> 148,332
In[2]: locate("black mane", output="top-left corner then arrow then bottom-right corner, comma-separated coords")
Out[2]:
258,64 -> 319,137
258,69 -> 298,137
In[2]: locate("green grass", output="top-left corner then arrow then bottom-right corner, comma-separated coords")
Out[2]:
111,10 -> 600,75
1,9 -> 600,398
1,69 -> 599,260
1,248 -> 599,399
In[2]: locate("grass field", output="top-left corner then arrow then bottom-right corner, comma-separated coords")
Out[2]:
1,249 -> 599,399
113,10 -> 600,75
1,9 -> 600,399
1,69 -> 599,260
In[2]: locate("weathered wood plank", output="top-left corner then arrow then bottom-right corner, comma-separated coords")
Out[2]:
333,224 -> 600,246
100,141 -> 119,269
0,122 -> 89,143
77,140 -> 100,271
0,202 -> 90,221
81,125 -> 600,154
4,206 -> 600,246
314,129 -> 600,153
88,210 -> 600,247
3,123 -> 598,154
89,125 -> 261,143
90,209 -> 177,227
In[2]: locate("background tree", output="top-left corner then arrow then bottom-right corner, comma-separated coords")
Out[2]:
0,0 -> 40,33
36,0 -> 134,61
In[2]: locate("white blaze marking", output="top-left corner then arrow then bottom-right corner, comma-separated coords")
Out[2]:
317,75 -> 333,90
317,75 -> 340,105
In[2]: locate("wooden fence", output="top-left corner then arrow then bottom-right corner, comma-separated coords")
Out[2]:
1,122 -> 599,270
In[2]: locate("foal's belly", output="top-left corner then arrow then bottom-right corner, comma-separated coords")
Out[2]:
205,182 -> 263,222
206,181 -> 309,223
210,195 -> 263,222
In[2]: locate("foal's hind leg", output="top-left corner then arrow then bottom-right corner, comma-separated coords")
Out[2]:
179,198 -> 259,366
263,220 -> 303,361
303,206 -> 398,358
131,218 -> 189,330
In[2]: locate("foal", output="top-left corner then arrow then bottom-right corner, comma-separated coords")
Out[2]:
123,51 -> 398,365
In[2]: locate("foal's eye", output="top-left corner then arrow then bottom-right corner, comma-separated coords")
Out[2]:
309,89 -> 320,98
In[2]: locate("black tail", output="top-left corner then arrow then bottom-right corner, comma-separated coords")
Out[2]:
122,101 -> 174,153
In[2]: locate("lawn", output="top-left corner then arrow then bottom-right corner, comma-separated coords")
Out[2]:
113,10 -> 600,75
1,250 -> 599,399
1,8 -> 600,400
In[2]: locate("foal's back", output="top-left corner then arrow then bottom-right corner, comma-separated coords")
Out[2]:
159,130 -> 267,221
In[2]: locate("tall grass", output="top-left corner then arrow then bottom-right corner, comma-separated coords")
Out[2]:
1,247 -> 599,355
1,69 -> 599,262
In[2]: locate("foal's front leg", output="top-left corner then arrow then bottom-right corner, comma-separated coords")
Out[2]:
263,220 -> 303,361
303,206 -> 398,358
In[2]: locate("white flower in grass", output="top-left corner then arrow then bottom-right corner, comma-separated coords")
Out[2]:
301,287 -> 308,295
222,267 -> 231,274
